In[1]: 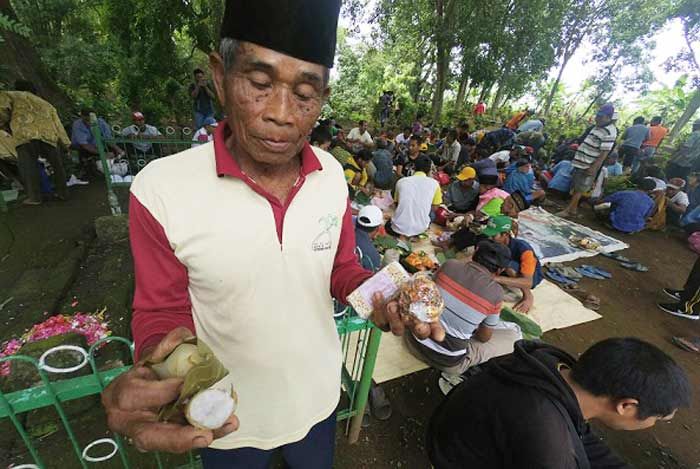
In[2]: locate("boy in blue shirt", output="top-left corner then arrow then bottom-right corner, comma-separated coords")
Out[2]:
504,159 -> 545,204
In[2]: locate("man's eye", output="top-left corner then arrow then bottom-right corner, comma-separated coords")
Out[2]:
295,92 -> 313,101
249,80 -> 271,90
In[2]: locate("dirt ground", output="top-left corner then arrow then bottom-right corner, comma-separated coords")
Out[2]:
1,186 -> 699,468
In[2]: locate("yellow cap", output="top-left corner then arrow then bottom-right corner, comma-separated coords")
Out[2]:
456,166 -> 476,181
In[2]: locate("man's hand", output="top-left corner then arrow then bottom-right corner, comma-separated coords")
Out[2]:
585,165 -> 598,176
101,328 -> 239,454
514,290 -> 534,314
370,292 -> 445,342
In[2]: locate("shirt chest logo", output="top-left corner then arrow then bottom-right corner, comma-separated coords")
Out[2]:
312,214 -> 339,252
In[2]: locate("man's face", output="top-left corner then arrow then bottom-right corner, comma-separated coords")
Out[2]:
210,42 -> 329,167
667,188 -> 678,198
447,134 -> 455,144
518,164 -> 530,174
491,232 -> 509,245
501,197 -> 519,217
134,118 -> 146,130
403,130 -> 410,138
595,114 -> 612,127
409,140 -> 420,156
460,178 -> 475,189
479,184 -> 494,194
81,114 -> 90,125
359,122 -> 367,133
598,401 -> 675,431
195,72 -> 205,83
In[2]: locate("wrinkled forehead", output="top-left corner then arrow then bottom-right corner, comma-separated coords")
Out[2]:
230,41 -> 327,86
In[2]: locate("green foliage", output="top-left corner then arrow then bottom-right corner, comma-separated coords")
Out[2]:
0,12 -> 30,42
8,0 -> 222,124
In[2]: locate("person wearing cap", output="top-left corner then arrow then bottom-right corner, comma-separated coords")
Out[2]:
645,177 -> 669,231
617,116 -> 650,173
483,215 -> 542,314
122,112 -> 162,155
666,178 -> 689,226
503,159 -> 545,204
100,1 -> 444,465
387,155 -> 441,237
191,117 -> 219,148
558,104 -> 618,218
594,178 -> 656,233
404,239 -> 521,395
444,166 -> 479,213
667,119 -> 700,181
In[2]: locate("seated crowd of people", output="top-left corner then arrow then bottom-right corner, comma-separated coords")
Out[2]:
311,108 -> 694,468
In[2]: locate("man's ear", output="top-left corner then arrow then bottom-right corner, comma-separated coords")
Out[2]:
209,52 -> 227,107
614,398 -> 639,417
322,85 -> 331,103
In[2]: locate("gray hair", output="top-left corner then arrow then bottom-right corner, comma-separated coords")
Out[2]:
218,37 -> 330,87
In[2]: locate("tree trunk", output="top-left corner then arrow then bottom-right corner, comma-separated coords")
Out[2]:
668,88 -> 700,144
0,0 -> 72,115
543,49 -> 573,117
455,73 -> 469,111
430,0 -> 456,125
478,82 -> 493,105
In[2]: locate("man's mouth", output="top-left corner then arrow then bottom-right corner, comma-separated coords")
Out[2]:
257,137 -> 293,153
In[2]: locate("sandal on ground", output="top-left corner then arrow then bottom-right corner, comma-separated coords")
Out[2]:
600,251 -> 631,263
570,291 -> 601,310
575,266 -> 606,280
544,269 -> 577,286
619,261 -> 649,272
579,264 -> 611,279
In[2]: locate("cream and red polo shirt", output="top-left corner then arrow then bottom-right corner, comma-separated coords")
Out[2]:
129,122 -> 371,450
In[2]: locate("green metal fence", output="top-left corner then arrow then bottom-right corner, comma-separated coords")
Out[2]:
0,310 -> 381,468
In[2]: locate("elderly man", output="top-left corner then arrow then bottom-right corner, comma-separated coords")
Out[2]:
121,111 -> 162,156
444,166 -> 479,213
100,2 -> 442,467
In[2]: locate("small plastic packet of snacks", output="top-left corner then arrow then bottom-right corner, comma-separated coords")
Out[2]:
347,261 -> 411,319
397,273 -> 445,323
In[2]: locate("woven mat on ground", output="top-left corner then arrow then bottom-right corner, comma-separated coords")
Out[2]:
369,279 -> 601,384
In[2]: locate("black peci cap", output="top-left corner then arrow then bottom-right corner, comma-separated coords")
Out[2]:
474,240 -> 511,269
220,0 -> 341,68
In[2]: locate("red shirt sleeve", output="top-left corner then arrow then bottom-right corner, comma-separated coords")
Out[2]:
330,200 -> 373,303
129,193 -> 194,360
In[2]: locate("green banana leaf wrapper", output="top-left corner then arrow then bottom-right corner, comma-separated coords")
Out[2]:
500,307 -> 543,341
147,338 -> 229,422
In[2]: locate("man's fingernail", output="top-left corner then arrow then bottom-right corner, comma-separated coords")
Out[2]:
193,437 -> 209,448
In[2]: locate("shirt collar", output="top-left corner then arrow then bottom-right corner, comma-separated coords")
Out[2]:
213,121 -> 323,178
414,171 -> 427,177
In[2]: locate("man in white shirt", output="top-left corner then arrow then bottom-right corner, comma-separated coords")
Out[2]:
667,177 -> 690,225
395,126 -> 411,149
440,129 -> 461,173
387,156 -> 442,237
121,112 -> 162,155
347,120 -> 374,149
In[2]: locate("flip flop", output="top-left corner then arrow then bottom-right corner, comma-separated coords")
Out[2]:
544,269 -> 577,286
671,336 -> 700,353
620,261 -> 649,272
600,251 -> 631,263
555,266 -> 583,281
579,265 -> 611,279
569,290 -> 601,310
575,266 -> 606,280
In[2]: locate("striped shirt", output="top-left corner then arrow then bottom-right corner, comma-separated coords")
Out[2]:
573,123 -> 617,169
416,260 -> 503,367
